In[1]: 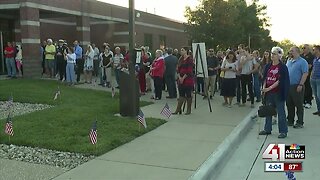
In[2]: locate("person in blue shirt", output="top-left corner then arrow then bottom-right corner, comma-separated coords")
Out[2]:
73,40 -> 83,83
286,46 -> 309,128
310,45 -> 320,116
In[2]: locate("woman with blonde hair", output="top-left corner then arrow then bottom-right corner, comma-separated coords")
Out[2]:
84,44 -> 94,83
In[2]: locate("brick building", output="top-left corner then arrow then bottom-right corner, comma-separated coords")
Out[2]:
0,0 -> 188,77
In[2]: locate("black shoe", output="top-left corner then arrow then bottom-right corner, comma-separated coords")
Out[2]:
256,99 -> 261,102
210,96 -> 213,99
293,124 -> 304,129
278,133 -> 287,138
312,111 -> 319,115
259,130 -> 271,135
287,122 -> 294,126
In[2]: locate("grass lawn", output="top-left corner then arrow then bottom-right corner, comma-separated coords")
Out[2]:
0,79 -> 166,155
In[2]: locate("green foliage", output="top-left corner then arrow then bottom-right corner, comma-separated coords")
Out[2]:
0,79 -> 165,155
184,0 -> 276,50
277,39 -> 296,55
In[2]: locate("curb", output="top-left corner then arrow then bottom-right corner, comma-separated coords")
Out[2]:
189,107 -> 258,180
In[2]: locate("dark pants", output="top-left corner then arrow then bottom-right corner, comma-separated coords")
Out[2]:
42,58 -> 46,75
93,60 -> 99,76
57,57 -> 66,80
304,75 -> 313,105
253,73 -> 261,101
165,74 -> 177,98
236,75 -> 241,103
138,69 -> 146,93
286,85 -> 305,125
197,77 -> 204,93
178,85 -> 193,98
76,58 -> 84,82
154,77 -> 163,99
241,74 -> 254,104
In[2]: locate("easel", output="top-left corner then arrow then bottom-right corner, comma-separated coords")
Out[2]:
194,44 -> 212,112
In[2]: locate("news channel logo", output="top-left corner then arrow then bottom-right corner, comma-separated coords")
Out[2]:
262,144 -> 304,173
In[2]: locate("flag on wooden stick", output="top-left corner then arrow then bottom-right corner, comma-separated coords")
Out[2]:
89,121 -> 97,145
5,115 -> 14,136
137,109 -> 147,128
53,87 -> 61,100
160,103 -> 172,118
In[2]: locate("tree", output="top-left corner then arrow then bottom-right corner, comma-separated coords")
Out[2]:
278,39 -> 296,55
184,0 -> 276,51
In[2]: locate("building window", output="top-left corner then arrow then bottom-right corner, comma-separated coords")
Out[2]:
144,33 -> 153,50
159,35 -> 166,48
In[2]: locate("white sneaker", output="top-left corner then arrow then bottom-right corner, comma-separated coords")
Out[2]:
305,103 -> 311,109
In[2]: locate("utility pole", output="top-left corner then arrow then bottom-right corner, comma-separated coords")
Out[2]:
119,0 -> 139,117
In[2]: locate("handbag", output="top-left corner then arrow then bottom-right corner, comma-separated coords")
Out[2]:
258,94 -> 277,117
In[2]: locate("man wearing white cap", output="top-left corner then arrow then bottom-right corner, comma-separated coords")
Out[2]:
45,39 -> 56,78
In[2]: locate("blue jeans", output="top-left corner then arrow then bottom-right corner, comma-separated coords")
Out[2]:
114,68 -> 121,87
253,73 -> 261,101
66,63 -> 76,83
264,92 -> 288,134
311,78 -> 320,112
6,57 -> 16,77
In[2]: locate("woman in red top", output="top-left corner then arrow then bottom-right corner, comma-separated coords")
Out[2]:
150,49 -> 165,100
138,48 -> 148,95
4,42 -> 16,78
173,47 -> 194,115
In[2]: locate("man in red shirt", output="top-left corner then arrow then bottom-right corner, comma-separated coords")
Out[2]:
4,42 -> 16,78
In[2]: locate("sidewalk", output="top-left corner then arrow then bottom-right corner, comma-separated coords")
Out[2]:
217,105 -> 319,179
54,83 -> 255,180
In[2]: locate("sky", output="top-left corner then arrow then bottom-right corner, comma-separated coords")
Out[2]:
99,0 -> 320,45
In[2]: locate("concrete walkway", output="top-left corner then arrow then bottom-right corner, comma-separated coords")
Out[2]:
53,83 -> 254,180
217,104 -> 319,180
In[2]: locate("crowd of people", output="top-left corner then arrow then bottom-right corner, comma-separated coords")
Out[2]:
5,38 -> 320,139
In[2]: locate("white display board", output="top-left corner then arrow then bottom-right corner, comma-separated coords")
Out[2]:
192,43 -> 208,78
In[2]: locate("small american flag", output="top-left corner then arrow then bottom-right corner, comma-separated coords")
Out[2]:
53,87 -> 61,100
5,115 -> 14,136
89,121 -> 97,145
160,103 -> 172,118
111,87 -> 115,98
137,109 -> 147,128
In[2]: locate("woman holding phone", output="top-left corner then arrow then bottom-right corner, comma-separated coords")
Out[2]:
220,50 -> 238,108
